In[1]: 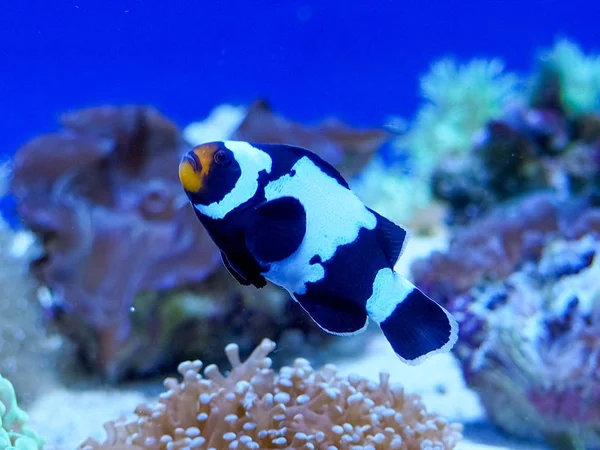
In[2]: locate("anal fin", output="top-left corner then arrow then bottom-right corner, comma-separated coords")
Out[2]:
293,292 -> 368,336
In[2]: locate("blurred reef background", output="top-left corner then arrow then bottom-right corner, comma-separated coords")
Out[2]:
2,2 -> 600,450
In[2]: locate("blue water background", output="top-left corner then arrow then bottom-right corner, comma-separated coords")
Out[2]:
3,1 -> 600,150
1,0 -> 599,222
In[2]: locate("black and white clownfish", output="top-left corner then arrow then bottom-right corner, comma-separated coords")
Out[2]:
179,141 -> 458,365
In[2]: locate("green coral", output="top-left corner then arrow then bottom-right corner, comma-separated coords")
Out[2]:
350,158 -> 432,224
368,58 -> 517,223
535,39 -> 600,115
356,40 -> 598,225
403,58 -> 518,175
0,374 -> 44,450
0,162 -> 58,405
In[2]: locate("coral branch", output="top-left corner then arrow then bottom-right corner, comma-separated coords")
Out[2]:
79,339 -> 462,450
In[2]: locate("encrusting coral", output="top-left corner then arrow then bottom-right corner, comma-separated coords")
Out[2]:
79,339 -> 462,450
411,192 -> 600,450
467,235 -> 600,450
432,100 -> 600,224
0,374 -> 44,450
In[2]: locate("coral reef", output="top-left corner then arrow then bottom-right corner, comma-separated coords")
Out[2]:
411,192 -> 600,449
348,158 -> 445,230
0,162 -> 63,406
407,40 -> 600,449
430,40 -> 600,224
0,374 -> 44,450
400,58 -> 518,178
185,99 -> 392,179
531,39 -> 600,115
79,338 -> 463,450
359,58 -> 518,223
125,273 -> 369,382
9,105 -> 376,381
411,193 -> 565,300
432,102 -> 600,224
10,105 -> 223,381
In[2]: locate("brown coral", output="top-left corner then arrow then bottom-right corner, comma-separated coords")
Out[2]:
9,105 -> 223,379
232,100 -> 391,178
79,338 -> 462,450
411,192 -> 567,300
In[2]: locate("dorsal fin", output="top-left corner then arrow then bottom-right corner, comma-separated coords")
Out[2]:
297,147 -> 350,189
370,208 -> 411,266
252,143 -> 350,189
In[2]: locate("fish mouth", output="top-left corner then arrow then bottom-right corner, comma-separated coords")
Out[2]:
183,151 -> 201,172
179,150 -> 204,193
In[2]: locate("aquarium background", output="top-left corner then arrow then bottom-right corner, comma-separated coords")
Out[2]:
2,0 -> 599,154
2,1 -> 600,450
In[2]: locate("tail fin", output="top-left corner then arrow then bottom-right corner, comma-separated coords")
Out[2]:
366,269 -> 458,365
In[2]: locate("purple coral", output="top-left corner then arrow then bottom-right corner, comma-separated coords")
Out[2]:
432,101 -> 600,224
412,193 -> 600,449
10,106 -> 223,379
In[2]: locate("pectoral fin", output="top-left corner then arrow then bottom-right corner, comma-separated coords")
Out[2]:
221,251 -> 251,286
220,249 -> 267,288
246,196 -> 306,263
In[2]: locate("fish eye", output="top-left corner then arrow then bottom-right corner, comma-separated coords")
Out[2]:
213,150 -> 231,167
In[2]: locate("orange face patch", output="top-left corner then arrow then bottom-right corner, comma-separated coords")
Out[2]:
178,143 -> 219,193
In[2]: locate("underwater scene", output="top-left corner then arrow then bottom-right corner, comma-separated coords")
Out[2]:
2,2 -> 600,449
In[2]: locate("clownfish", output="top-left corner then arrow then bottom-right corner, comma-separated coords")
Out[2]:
179,141 -> 458,365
